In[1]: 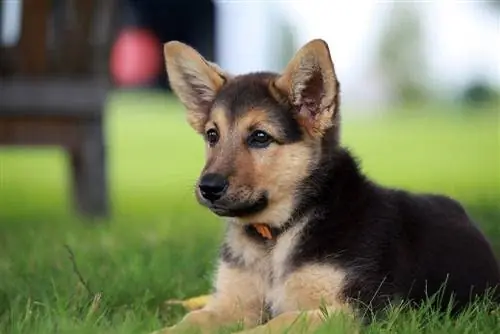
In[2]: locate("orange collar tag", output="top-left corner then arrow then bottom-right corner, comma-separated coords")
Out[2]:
251,223 -> 273,240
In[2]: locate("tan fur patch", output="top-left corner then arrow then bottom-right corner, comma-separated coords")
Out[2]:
235,310 -> 325,334
202,107 -> 236,178
205,261 -> 267,326
205,106 -> 230,138
235,109 -> 283,139
266,219 -> 349,316
270,263 -> 348,314
234,308 -> 358,334
236,140 -> 315,227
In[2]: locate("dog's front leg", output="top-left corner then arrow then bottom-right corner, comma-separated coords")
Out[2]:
152,262 -> 266,334
151,308 -> 228,334
235,263 -> 360,334
233,310 -> 324,334
234,308 -> 358,334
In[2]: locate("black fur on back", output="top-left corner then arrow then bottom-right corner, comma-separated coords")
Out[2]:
288,128 -> 500,316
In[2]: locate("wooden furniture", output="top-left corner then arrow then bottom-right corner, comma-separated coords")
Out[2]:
0,0 -> 119,218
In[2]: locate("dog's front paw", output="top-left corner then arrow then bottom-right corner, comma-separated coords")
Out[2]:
234,325 -> 301,334
150,309 -> 221,334
233,327 -> 268,334
233,311 -> 321,334
149,326 -> 175,334
149,323 -> 201,334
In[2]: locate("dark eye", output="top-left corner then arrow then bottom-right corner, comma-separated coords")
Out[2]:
206,129 -> 219,146
247,130 -> 273,149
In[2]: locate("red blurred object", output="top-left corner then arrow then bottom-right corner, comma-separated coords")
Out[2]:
110,28 -> 162,87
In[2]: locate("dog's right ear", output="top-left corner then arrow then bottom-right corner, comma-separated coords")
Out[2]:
274,39 -> 339,139
164,41 -> 228,133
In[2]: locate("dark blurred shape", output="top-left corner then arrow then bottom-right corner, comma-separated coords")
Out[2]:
1,0 -> 119,78
486,0 -> 500,11
461,81 -> 499,107
124,0 -> 215,90
0,0 -> 121,219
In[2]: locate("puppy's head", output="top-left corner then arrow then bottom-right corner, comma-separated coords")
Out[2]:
164,39 -> 340,226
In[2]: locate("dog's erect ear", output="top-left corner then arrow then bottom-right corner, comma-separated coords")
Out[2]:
164,41 -> 228,133
274,39 -> 339,138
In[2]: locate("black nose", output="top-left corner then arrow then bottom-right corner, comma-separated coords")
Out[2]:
198,173 -> 229,202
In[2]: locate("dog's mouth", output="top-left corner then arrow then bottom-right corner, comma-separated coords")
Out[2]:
199,194 -> 269,218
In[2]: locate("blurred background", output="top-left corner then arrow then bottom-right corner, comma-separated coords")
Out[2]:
0,1 -> 499,332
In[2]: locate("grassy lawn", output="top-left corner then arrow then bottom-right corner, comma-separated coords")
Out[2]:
0,91 -> 499,333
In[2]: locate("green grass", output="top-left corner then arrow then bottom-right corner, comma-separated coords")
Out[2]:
0,91 -> 499,333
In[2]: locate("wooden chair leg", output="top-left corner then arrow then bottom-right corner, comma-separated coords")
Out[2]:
18,0 -> 50,75
69,117 -> 108,218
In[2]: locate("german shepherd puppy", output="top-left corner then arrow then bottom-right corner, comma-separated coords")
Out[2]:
155,39 -> 500,334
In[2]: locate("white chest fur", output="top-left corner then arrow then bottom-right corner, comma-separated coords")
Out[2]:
224,222 -> 347,317
266,222 -> 307,315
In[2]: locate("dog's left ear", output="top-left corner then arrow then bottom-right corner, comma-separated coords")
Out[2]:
274,39 -> 339,138
163,41 -> 229,133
